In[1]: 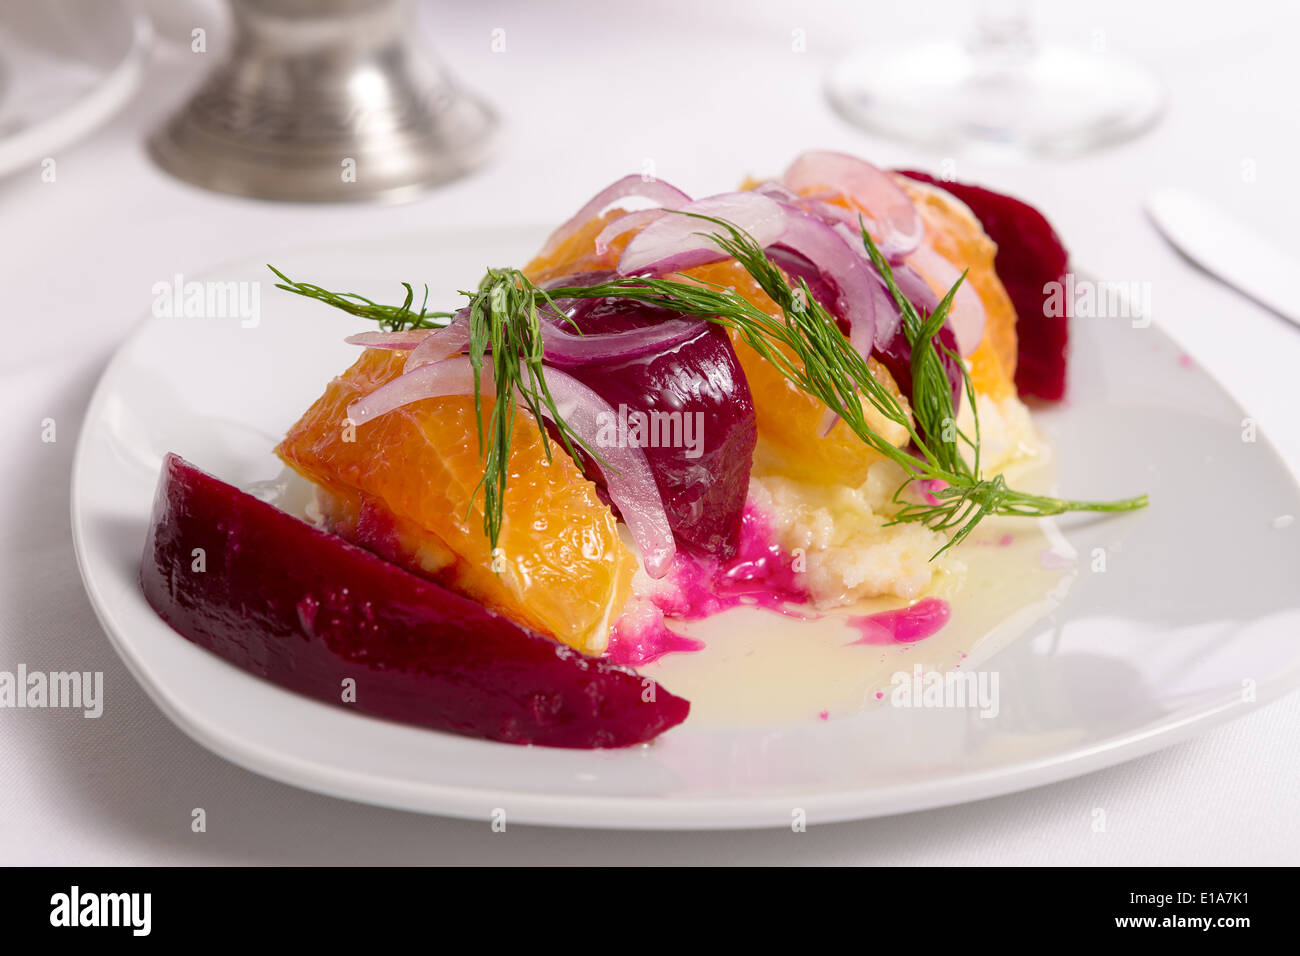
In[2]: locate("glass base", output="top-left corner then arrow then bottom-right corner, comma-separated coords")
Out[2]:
827,40 -> 1165,156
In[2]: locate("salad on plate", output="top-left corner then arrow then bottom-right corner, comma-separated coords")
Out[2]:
139,150 -> 1147,748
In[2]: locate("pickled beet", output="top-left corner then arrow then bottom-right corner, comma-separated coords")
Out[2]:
898,170 -> 1071,401
546,277 -> 757,559
140,454 -> 689,748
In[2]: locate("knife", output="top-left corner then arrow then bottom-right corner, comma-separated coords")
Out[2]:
1145,188 -> 1300,329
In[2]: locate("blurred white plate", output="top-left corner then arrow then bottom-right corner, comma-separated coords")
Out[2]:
71,228 -> 1300,829
0,0 -> 149,179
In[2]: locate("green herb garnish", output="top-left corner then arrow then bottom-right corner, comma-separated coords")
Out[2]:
460,268 -> 600,548
270,215 -> 1146,558
267,266 -> 452,331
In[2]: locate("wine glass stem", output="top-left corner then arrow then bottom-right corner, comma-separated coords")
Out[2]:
968,0 -> 1036,69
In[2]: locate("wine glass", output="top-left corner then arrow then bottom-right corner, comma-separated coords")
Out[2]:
826,0 -> 1165,155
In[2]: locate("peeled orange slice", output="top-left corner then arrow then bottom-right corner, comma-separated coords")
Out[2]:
525,211 -> 623,285
276,349 -> 635,655
683,260 -> 912,487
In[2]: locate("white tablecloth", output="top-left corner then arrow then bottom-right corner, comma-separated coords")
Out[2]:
2,0 -> 1297,864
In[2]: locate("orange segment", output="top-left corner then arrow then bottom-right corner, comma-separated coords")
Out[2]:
525,211 -> 630,285
896,176 -> 1019,399
683,260 -> 912,487
275,349 -> 635,655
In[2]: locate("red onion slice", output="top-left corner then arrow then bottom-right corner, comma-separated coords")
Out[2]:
904,244 -> 987,356
594,209 -> 665,255
830,218 -> 975,363
770,205 -> 878,358
784,150 -> 923,260
618,191 -> 788,276
345,329 -> 433,350
750,179 -> 801,203
346,357 -> 676,578
399,301 -> 704,371
537,175 -> 693,261
538,317 -> 705,368
817,407 -> 840,438
404,310 -> 473,371
891,262 -> 940,316
348,355 -> 477,427
826,222 -> 904,348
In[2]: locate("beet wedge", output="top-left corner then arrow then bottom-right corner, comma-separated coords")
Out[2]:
898,170 -> 1072,402
140,454 -> 689,748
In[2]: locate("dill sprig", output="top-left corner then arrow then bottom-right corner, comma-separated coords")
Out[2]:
269,216 -> 1146,558
541,216 -> 1146,555
268,265 -> 452,331
461,269 -> 601,547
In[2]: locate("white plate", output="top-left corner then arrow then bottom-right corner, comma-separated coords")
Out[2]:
0,0 -> 149,179
71,228 -> 1300,829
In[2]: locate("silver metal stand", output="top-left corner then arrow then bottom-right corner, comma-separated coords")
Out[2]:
149,0 -> 497,202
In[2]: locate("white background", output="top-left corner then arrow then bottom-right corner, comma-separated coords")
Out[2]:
1,0 -> 1298,864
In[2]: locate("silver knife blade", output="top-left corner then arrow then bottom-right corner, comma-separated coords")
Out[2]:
1145,188 -> 1300,328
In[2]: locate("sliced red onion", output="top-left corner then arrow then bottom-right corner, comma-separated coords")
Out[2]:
345,329 -> 433,350
538,317 -> 705,368
891,262 -> 940,316
400,300 -> 704,372
540,372 -> 676,577
346,357 -> 676,578
904,244 -> 987,356
594,209 -> 665,255
539,270 -> 618,295
831,217 -> 972,375
349,354 -> 477,426
765,208 -> 919,437
800,197 -> 902,250
783,150 -> 923,260
817,407 -> 840,437
618,191 -> 787,276
537,175 -> 693,261
403,309 -> 472,371
770,204 -> 878,358
749,179 -> 801,203
828,221 -> 903,347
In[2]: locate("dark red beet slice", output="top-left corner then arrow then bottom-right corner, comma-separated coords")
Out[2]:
544,275 -> 757,560
140,453 -> 689,748
898,170 -> 1071,401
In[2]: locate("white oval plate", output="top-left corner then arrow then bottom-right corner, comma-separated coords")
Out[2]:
71,228 -> 1300,829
